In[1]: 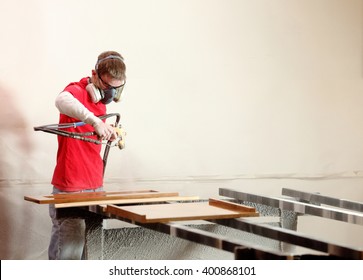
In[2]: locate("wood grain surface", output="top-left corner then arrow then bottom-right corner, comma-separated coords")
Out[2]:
24,190 -> 179,204
106,199 -> 259,223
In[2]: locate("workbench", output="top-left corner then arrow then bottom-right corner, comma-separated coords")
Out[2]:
24,188 -> 363,259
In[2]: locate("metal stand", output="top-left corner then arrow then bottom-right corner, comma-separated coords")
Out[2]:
55,187 -> 363,260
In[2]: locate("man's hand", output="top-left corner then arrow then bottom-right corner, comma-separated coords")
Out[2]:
93,119 -> 117,141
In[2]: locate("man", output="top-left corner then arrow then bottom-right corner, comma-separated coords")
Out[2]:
48,51 -> 126,260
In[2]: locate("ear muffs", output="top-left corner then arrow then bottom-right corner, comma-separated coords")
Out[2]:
86,83 -> 103,103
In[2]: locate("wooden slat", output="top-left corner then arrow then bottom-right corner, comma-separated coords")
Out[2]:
48,189 -> 158,199
55,196 -> 200,208
209,198 -> 256,213
106,201 -> 259,223
24,190 -> 179,204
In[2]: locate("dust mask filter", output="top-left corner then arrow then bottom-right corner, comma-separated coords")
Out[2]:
100,88 -> 116,104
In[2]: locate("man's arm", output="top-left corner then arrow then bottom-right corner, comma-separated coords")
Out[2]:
55,91 -> 116,140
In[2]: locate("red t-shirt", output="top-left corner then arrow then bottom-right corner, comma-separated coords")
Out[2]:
51,77 -> 106,191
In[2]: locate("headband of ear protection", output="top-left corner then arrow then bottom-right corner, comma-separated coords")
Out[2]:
87,55 -> 125,104
95,55 -> 124,71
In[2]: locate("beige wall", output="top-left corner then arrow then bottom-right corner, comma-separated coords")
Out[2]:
0,0 -> 362,185
1,0 -> 362,188
1,0 -> 363,259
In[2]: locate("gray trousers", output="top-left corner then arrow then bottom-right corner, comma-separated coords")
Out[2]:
48,186 -> 103,260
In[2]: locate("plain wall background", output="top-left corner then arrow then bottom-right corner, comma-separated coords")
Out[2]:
1,0 -> 363,259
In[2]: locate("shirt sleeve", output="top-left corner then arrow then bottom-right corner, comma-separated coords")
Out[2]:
55,91 -> 101,125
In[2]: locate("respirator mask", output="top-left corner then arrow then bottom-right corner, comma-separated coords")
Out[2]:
86,55 -> 125,104
87,80 -> 124,104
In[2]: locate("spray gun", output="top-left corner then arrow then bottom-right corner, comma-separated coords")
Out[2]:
34,113 -> 125,175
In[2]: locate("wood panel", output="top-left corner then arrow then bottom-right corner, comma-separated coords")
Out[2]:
24,190 -> 179,204
106,199 -> 259,223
